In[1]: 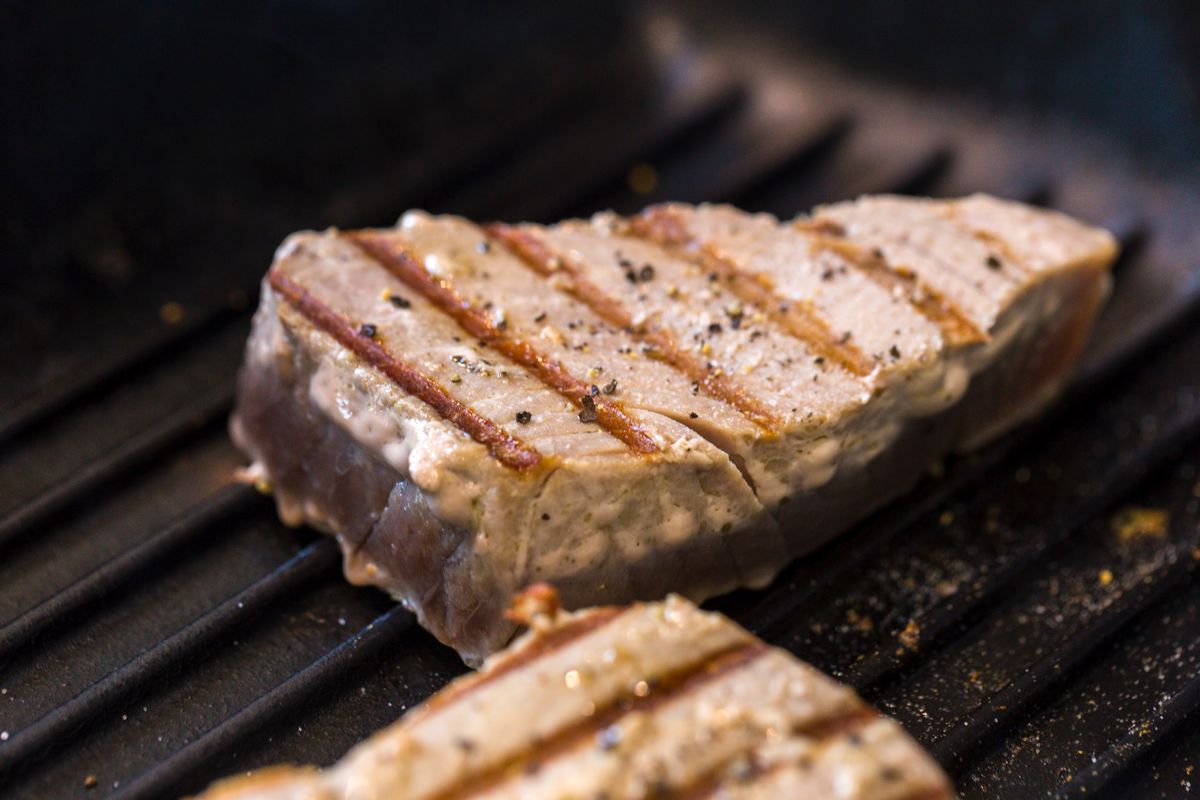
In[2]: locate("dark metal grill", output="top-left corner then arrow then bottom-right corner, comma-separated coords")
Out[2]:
3,5 -> 1199,798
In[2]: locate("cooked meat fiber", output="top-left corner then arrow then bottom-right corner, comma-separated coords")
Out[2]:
231,194 -> 1117,662
192,589 -> 956,800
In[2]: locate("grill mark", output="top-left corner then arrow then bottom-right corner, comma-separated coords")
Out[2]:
486,223 -> 781,433
267,269 -> 542,471
794,221 -> 988,346
627,207 -> 878,378
447,642 -> 770,800
347,231 -> 661,455
671,710 -> 956,800
666,707 -> 877,799
411,607 -> 625,724
961,226 -> 1029,276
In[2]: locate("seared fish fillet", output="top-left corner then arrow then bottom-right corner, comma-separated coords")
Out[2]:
193,588 -> 956,800
231,195 -> 1116,662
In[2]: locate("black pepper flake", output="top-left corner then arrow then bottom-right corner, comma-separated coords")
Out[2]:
881,766 -> 903,782
689,411 -> 699,419
707,272 -> 719,282
476,240 -> 491,254
389,295 -> 411,309
533,311 -> 547,323
358,323 -> 378,338
515,410 -> 532,424
589,384 -> 600,397
820,267 -> 835,281
986,254 -> 1003,270
541,512 -> 550,521
603,379 -> 618,395
596,725 -> 621,752
617,255 -> 634,269
871,247 -> 884,260
707,322 -> 723,335
639,264 -> 655,281
578,395 -> 598,423
847,733 -> 864,747
814,356 -> 825,365
624,270 -> 638,284
890,344 -> 901,359
839,331 -> 852,344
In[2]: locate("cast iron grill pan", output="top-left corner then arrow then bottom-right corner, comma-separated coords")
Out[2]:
1,10 -> 1198,799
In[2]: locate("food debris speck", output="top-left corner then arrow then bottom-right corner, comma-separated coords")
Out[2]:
358,323 -> 378,339
1098,569 -> 1114,587
159,301 -> 184,324
515,411 -> 532,425
846,609 -> 873,633
627,162 -> 658,195
84,775 -> 98,789
1111,506 -> 1168,542
898,619 -> 920,651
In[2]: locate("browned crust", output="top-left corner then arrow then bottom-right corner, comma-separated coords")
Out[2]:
446,642 -> 772,799
267,269 -> 543,471
486,223 -> 782,433
347,232 -> 661,456
793,221 -> 988,346
628,207 -> 879,377
410,606 -> 626,723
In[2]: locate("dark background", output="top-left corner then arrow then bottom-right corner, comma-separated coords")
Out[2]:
3,1 -> 1199,414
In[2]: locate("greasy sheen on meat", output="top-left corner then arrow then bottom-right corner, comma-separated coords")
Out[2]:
230,194 -> 1117,662
192,589 -> 956,800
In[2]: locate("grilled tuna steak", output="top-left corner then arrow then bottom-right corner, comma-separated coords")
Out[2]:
231,195 -> 1117,662
193,588 -> 956,800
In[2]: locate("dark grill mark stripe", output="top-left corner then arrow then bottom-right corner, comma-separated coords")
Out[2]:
486,223 -> 781,433
667,709 -> 878,800
267,269 -> 542,471
411,606 -> 625,723
960,225 -> 1030,277
347,231 -> 661,456
628,207 -> 879,378
447,642 -> 770,799
795,222 -> 988,346
670,709 -> 958,800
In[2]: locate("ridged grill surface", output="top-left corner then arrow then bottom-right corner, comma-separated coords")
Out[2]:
2,9 -> 1198,799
